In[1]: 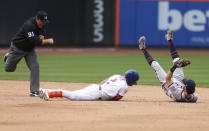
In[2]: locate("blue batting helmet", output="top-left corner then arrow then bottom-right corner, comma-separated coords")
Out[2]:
125,69 -> 139,86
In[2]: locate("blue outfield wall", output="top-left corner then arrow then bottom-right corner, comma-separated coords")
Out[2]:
119,0 -> 209,47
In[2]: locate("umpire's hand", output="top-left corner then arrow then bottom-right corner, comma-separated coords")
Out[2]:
42,38 -> 54,45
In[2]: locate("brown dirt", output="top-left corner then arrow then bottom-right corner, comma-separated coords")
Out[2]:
1,47 -> 209,131
0,80 -> 209,131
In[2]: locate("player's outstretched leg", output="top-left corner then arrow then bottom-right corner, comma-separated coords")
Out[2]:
138,36 -> 154,66
165,30 -> 180,60
139,36 -> 167,85
39,84 -> 102,101
165,30 -> 184,81
39,88 -> 62,101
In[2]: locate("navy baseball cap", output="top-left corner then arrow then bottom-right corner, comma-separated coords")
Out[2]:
36,11 -> 49,23
125,69 -> 139,86
183,79 -> 196,94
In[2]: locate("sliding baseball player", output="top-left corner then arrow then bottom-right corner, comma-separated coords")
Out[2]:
138,30 -> 198,102
39,69 -> 139,101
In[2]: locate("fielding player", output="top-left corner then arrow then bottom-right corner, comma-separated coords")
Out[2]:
4,11 -> 54,96
39,69 -> 139,101
138,30 -> 198,102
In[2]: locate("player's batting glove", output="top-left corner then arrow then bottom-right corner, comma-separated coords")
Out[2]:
174,58 -> 191,68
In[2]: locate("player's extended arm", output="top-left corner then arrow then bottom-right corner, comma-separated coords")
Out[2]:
166,59 -> 187,85
166,70 -> 173,85
166,63 -> 181,85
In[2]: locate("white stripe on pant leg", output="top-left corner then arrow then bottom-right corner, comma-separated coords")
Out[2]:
61,84 -> 102,101
151,61 -> 167,84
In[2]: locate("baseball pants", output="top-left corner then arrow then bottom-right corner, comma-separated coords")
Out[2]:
50,84 -> 102,101
151,58 -> 184,92
4,43 -> 39,93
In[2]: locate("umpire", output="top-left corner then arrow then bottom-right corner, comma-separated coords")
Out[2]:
4,11 -> 54,96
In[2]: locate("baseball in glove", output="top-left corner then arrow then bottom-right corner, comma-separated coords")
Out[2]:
174,58 -> 191,68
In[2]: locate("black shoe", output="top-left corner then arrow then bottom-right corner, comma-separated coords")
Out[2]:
4,53 -> 9,63
30,91 -> 39,97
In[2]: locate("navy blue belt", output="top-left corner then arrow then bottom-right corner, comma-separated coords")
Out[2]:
99,85 -> 102,100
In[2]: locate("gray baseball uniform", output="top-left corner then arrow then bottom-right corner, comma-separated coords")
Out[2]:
151,58 -> 198,102
162,82 -> 198,102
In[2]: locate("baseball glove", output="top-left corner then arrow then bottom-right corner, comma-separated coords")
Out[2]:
174,58 -> 191,68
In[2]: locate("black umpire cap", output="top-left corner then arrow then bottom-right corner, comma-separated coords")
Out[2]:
36,10 -> 49,23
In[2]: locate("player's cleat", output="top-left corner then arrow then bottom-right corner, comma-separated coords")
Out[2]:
165,30 -> 174,41
39,88 -> 45,99
39,88 -> 49,100
4,53 -> 9,63
43,91 -> 50,101
138,36 -> 146,50
174,58 -> 190,68
30,91 -> 39,97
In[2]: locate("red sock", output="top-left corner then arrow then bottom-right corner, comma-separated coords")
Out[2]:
168,40 -> 173,45
142,49 -> 146,53
48,91 -> 63,98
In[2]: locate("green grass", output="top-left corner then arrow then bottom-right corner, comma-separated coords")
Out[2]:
0,54 -> 208,87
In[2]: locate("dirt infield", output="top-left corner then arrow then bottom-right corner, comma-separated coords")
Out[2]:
0,80 -> 209,131
1,48 -> 209,131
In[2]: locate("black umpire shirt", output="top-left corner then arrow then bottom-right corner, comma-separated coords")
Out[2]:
12,17 -> 46,52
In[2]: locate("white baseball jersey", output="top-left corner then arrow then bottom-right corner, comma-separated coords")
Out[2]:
101,75 -> 128,100
151,59 -> 198,102
60,75 -> 128,101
